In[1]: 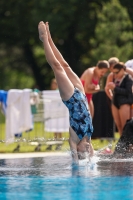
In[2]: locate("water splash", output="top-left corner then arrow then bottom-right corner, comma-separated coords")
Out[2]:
94,143 -> 112,156
65,148 -> 100,170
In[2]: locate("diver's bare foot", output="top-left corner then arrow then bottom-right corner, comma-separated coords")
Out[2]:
38,21 -> 47,42
45,22 -> 51,40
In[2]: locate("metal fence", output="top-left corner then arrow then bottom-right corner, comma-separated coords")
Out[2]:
0,93 -> 69,151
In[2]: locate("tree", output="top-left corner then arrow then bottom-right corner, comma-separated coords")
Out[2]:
89,0 -> 133,64
0,0 -> 110,90
119,0 -> 133,59
119,0 -> 133,22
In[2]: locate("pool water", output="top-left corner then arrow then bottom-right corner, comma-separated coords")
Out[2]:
0,154 -> 133,200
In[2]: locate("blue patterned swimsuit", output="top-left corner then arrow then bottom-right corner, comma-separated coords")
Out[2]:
62,88 -> 93,140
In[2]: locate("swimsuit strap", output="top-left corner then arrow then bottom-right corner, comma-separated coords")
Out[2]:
92,78 -> 98,85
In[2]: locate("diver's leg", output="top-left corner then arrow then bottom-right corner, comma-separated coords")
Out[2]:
45,22 -> 84,93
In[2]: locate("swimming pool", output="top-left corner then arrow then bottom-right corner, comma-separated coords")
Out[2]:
0,153 -> 133,200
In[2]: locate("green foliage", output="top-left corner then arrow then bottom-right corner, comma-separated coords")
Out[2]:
0,0 -> 132,89
119,0 -> 133,22
0,45 -> 35,89
0,0 -> 110,89
90,0 -> 133,63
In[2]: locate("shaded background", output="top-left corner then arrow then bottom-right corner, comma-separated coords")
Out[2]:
0,0 -> 133,90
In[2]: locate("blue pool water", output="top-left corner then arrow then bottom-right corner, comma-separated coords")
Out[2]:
0,154 -> 133,200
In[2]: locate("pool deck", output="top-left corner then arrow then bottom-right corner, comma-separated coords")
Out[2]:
0,152 -> 69,159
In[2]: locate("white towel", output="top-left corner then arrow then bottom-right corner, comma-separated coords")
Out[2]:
43,90 -> 69,132
6,89 -> 33,143
125,59 -> 133,69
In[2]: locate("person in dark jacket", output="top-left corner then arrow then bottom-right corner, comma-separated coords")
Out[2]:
114,118 -> 133,156
106,62 -> 133,135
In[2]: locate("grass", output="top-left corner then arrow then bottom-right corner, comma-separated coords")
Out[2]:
0,120 -> 119,153
0,120 -> 68,153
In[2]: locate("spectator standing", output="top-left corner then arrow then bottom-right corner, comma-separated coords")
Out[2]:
80,60 -> 109,118
106,62 -> 133,135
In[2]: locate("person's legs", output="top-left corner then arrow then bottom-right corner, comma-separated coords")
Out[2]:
54,132 -> 62,140
119,104 -> 130,130
38,21 -> 74,101
111,104 -> 122,135
54,132 -> 63,150
45,22 -> 84,94
88,100 -> 94,118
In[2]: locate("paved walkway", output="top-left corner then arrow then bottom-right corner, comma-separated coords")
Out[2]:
0,152 -> 69,159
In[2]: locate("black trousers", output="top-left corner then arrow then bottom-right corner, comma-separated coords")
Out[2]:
92,91 -> 114,139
